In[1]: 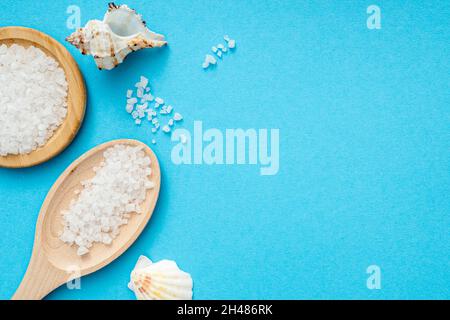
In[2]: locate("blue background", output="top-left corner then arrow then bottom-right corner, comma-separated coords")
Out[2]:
1,0 -> 449,299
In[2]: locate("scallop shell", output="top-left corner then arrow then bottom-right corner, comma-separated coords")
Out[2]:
66,3 -> 167,70
128,255 -> 193,300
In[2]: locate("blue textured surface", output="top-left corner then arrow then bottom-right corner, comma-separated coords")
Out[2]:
0,0 -> 449,300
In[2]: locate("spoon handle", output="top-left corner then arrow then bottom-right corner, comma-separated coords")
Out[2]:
12,250 -> 67,300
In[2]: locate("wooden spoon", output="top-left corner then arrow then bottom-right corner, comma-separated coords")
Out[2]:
12,139 -> 161,300
0,27 -> 86,168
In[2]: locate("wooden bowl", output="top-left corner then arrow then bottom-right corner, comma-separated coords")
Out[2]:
0,27 -> 86,168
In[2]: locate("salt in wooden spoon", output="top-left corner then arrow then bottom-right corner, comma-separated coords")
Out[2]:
12,139 -> 161,300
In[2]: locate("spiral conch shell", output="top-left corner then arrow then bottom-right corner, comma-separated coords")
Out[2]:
66,3 -> 167,70
128,255 -> 193,300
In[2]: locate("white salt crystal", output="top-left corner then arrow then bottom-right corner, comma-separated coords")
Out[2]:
143,93 -> 154,102
77,246 -> 89,256
102,234 -> 112,245
140,76 -> 148,88
224,35 -> 231,42
166,105 -> 173,114
217,44 -> 227,52
216,50 -> 223,58
168,119 -> 174,126
205,54 -> 217,65
126,104 -> 134,113
126,90 -> 133,98
173,113 -> 183,121
212,46 -> 218,53
202,61 -> 210,69
135,119 -> 142,125
162,125 -> 171,133
228,39 -> 236,49
127,98 -> 138,105
155,97 -> 164,105
151,139 -> 156,145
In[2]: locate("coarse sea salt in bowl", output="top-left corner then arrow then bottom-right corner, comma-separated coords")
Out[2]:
0,27 -> 86,168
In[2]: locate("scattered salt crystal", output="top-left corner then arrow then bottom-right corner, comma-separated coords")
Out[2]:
151,139 -> 156,145
212,46 -> 218,53
216,51 -> 223,58
228,39 -> 236,49
125,75 -> 184,139
173,113 -> 183,121
126,104 -> 134,113
217,44 -> 227,52
127,98 -> 138,105
143,93 -> 154,102
205,54 -> 217,65
224,35 -> 231,42
202,61 -> 210,69
59,145 -> 155,256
